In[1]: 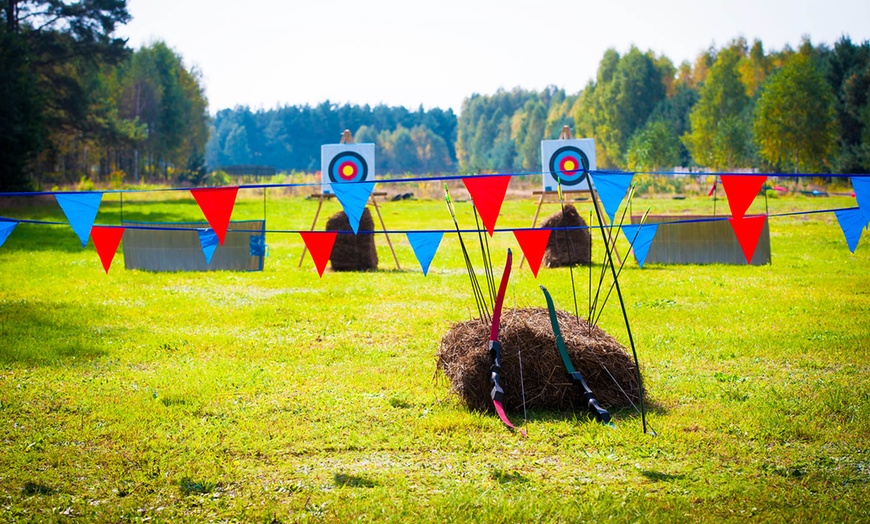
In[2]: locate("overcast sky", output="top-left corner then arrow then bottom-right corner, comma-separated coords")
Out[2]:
120,0 -> 870,114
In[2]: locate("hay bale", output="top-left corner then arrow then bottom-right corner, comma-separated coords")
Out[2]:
436,307 -> 642,414
325,208 -> 378,271
542,204 -> 591,267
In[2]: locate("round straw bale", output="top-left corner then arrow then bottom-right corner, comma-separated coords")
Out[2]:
325,207 -> 378,271
541,204 -> 591,267
436,307 -> 641,414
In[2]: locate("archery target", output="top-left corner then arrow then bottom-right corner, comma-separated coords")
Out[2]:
321,143 -> 375,194
541,138 -> 595,192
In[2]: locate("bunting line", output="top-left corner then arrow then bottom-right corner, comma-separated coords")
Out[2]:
0,206 -> 864,236
0,171 -> 866,199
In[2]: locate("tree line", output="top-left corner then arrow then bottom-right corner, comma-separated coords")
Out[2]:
207,104 -> 457,175
0,0 -> 209,191
1,2 -> 867,192
461,36 -> 869,175
212,35 -> 869,177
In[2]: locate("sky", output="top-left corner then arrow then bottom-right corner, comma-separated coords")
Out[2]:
120,0 -> 870,114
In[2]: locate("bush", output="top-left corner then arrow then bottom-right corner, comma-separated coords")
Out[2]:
633,174 -> 686,196
109,170 -> 126,189
202,170 -> 232,187
77,176 -> 95,191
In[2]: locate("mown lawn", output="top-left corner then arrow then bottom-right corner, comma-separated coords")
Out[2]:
0,188 -> 868,522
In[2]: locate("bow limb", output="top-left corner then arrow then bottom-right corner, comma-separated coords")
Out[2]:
540,285 -> 611,425
489,249 -> 526,436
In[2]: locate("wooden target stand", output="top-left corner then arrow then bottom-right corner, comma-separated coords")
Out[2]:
519,126 -> 623,269
298,130 -> 401,270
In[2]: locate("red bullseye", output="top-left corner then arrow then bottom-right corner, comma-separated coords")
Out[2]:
338,161 -> 358,181
560,157 -> 580,174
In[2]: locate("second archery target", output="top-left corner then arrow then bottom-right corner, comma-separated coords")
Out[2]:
541,138 -> 595,192
321,143 -> 375,194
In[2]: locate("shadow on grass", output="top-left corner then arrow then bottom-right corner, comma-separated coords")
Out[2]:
21,481 -> 54,496
515,401 -> 668,427
490,467 -> 529,484
0,300 -> 111,365
641,470 -> 686,482
333,473 -> 377,488
178,477 -> 217,495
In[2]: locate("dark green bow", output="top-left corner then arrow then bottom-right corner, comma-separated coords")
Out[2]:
540,285 -> 611,424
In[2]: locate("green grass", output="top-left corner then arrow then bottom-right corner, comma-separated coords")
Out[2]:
0,190 -> 869,522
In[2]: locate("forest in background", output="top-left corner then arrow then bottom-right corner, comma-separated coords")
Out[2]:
1,0 -> 868,191
207,104 -> 457,176
0,1 -> 209,191
205,36 -> 870,178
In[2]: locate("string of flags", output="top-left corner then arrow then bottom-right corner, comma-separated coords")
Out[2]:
1,172 -> 868,275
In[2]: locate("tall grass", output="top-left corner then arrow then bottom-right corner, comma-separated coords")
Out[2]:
0,191 -> 868,522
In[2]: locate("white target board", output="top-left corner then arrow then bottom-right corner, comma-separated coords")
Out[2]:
541,138 -> 595,192
320,143 -> 376,194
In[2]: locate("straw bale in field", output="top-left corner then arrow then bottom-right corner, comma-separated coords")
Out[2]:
326,208 -> 378,271
541,204 -> 591,267
437,307 -> 642,414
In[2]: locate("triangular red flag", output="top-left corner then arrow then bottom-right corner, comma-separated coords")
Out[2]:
300,231 -> 338,277
721,175 -> 767,220
462,175 -> 511,236
513,229 -> 551,278
91,226 -> 125,274
728,215 -> 766,264
190,187 -> 239,245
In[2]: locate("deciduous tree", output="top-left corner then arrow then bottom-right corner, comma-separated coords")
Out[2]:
754,52 -> 837,173
683,42 -> 752,169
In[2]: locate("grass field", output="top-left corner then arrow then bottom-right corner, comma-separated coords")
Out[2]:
1,188 -> 869,522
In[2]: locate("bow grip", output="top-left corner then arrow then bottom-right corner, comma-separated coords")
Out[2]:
569,371 -> 611,424
587,398 -> 611,424
489,340 -> 505,402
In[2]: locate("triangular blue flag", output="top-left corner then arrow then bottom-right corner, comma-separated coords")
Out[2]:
198,228 -> 219,264
590,172 -> 634,224
621,223 -> 658,269
852,177 -> 870,222
834,208 -> 869,253
407,232 -> 443,276
56,192 -> 103,247
331,182 -> 375,234
0,221 -> 17,248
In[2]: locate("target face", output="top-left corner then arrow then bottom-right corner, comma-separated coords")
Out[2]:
328,151 -> 368,183
549,146 -> 589,186
541,138 -> 595,192
321,143 -> 375,194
